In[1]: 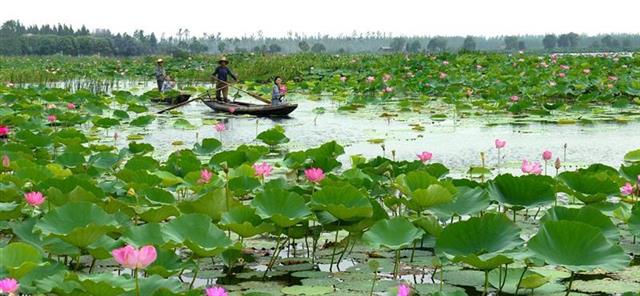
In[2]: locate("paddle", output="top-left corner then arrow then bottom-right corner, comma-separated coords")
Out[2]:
156,86 -> 222,114
212,77 -> 272,104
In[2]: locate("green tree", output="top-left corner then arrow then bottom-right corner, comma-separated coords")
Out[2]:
298,40 -> 310,52
542,34 -> 557,50
504,36 -> 518,50
406,40 -> 422,53
269,43 -> 282,53
461,36 -> 476,51
518,41 -> 526,50
427,37 -> 447,52
389,37 -> 407,52
217,42 -> 226,53
311,43 -> 326,53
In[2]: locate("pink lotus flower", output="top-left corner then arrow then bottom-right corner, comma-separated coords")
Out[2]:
0,125 -> 10,136
0,278 -> 19,294
608,76 -> 618,81
198,169 -> 212,184
583,69 -> 591,74
47,115 -> 57,122
560,65 -> 570,70
340,76 -> 347,82
621,183 -> 634,196
550,53 -> 558,59
383,87 -> 394,93
228,107 -> 236,114
253,162 -> 273,177
112,245 -> 157,270
495,139 -> 506,149
442,60 -> 449,65
397,284 -> 410,296
417,151 -> 433,162
542,150 -> 552,161
305,168 -> 325,183
279,85 -> 288,94
510,95 -> 519,102
214,122 -> 226,132
521,160 -> 542,175
205,286 -> 228,296
382,74 -> 392,82
2,154 -> 9,168
439,72 -> 447,79
67,103 -> 76,110
366,76 -> 375,83
558,73 -> 566,78
24,191 -> 45,207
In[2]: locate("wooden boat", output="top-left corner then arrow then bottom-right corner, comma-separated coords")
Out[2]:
202,100 -> 298,117
152,94 -> 191,105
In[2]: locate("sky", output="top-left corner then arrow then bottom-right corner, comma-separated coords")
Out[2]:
1,0 -> 639,38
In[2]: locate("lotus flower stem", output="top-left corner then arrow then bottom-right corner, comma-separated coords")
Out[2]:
189,262 -> 199,289
88,258 -> 96,273
565,271 -> 575,296
499,264 -> 509,293
335,236 -> 351,270
393,249 -> 401,279
329,229 -> 340,272
369,270 -> 377,296
514,265 -> 528,296
410,241 -> 417,262
134,268 -> 140,296
483,270 -> 489,296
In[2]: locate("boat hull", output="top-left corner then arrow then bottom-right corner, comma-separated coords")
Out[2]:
203,100 -> 298,117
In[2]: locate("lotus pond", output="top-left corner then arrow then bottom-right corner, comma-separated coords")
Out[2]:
1,54 -> 640,296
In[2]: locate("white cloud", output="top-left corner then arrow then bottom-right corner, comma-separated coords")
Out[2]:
1,0 -> 637,37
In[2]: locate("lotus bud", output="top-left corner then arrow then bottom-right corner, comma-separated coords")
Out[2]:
554,158 -> 561,170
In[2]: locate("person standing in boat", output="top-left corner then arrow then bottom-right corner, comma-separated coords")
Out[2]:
272,76 -> 286,105
212,57 -> 238,101
155,59 -> 166,91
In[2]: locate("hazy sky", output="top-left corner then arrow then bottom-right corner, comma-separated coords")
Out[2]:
2,0 -> 638,38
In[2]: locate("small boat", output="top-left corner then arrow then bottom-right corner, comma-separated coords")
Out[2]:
202,100 -> 298,117
152,94 -> 191,105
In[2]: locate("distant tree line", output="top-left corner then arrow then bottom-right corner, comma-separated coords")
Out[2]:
1,20 -> 640,56
0,20 -> 208,56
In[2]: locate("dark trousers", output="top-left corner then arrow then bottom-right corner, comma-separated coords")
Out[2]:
157,80 -> 163,91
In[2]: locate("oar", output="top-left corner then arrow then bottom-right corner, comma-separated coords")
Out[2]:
156,96 -> 201,114
156,87 -> 221,114
212,77 -> 272,104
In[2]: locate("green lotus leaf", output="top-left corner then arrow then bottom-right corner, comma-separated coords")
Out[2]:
173,118 -> 195,129
76,273 -> 132,295
122,223 -> 167,247
127,142 -> 154,154
628,204 -> 640,237
92,117 -> 120,128
624,149 -> 640,163
487,267 -> 550,294
179,189 -> 238,222
310,183 -> 373,221
193,137 -> 222,155
540,206 -> 619,242
528,220 -> 629,272
0,201 -> 22,220
488,174 -> 556,209
138,205 -> 180,223
404,183 -> 456,212
88,152 -> 120,169
257,126 -> 290,146
140,187 -> 176,204
162,213 -> 232,257
395,170 -> 438,195
281,285 -> 334,295
436,213 -> 522,270
228,176 -> 261,196
413,215 -> 443,237
34,202 -> 120,248
147,248 -> 194,278
124,155 -> 159,171
129,115 -> 155,127
162,149 -> 200,177
362,217 -> 424,250
251,187 -> 311,228
220,205 -> 275,238
87,234 -> 121,259
55,151 -> 86,167
0,242 -> 43,279
431,186 -> 490,218
557,164 -> 621,203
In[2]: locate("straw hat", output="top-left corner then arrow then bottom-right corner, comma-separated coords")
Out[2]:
218,56 -> 228,64
157,58 -> 164,64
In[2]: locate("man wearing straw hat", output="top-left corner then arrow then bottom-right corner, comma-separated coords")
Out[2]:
155,58 -> 166,91
212,56 -> 238,101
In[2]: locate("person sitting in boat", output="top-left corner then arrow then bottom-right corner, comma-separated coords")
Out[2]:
212,57 -> 238,102
161,75 -> 176,92
272,76 -> 286,105
155,59 -> 166,91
